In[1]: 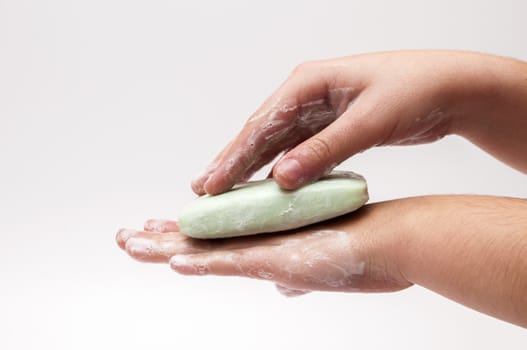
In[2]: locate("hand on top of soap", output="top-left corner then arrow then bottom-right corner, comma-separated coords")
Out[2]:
192,50 -> 527,196
117,200 -> 412,295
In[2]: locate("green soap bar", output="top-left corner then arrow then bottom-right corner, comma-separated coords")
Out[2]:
178,171 -> 368,239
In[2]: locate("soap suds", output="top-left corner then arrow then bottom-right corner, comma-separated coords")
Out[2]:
256,270 -> 274,280
126,237 -> 155,257
116,229 -> 138,247
170,254 -> 188,266
126,236 -> 180,262
235,229 -> 368,292
275,284 -> 310,297
389,106 -> 452,146
163,226 -> 400,294
284,230 -> 366,289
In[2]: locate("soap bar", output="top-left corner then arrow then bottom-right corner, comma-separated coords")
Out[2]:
178,171 -> 368,239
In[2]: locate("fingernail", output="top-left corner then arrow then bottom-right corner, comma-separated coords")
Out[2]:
170,255 -> 189,267
116,229 -> 138,248
191,175 -> 208,195
170,255 -> 199,275
203,173 -> 221,195
276,158 -> 304,187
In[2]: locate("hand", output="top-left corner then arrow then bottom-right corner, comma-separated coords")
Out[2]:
116,201 -> 412,296
116,195 -> 527,326
192,50 -> 527,195
116,195 -> 527,327
116,51 -> 527,327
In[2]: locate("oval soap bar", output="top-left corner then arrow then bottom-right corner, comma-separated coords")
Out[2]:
178,171 -> 368,239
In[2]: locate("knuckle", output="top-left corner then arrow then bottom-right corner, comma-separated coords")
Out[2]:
304,137 -> 333,163
222,150 -> 255,184
292,60 -> 319,75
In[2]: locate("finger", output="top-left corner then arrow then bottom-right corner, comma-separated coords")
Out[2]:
191,140 -> 235,195
169,246 -> 279,280
264,150 -> 291,179
115,228 -> 141,250
275,284 -> 311,297
238,147 -> 285,183
144,219 -> 179,233
125,232 -> 183,263
201,62 -> 358,195
124,231 -> 251,263
273,90 -> 396,189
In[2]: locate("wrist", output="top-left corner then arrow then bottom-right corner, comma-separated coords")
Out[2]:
394,195 -> 527,327
448,52 -> 527,137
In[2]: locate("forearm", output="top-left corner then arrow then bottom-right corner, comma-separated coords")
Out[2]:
452,54 -> 527,174
396,195 -> 527,327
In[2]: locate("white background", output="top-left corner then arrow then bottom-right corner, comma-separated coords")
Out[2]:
1,0 -> 526,348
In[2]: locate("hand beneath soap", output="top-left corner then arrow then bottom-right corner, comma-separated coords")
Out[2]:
192,50 -> 527,195
116,195 -> 527,327
117,199 -> 412,294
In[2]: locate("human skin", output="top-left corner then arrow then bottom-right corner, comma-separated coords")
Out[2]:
116,51 -> 527,327
191,50 -> 527,194
117,195 -> 527,327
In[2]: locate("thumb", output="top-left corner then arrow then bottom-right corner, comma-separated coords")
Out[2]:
272,96 -> 392,189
